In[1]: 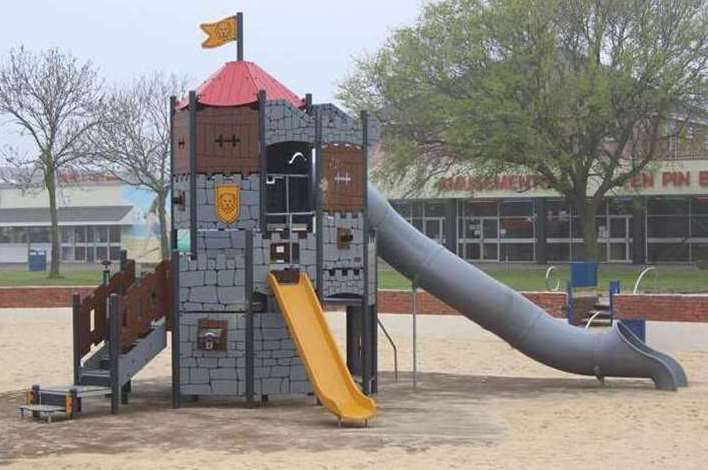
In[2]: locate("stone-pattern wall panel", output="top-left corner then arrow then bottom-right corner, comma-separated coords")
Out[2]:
179,312 -> 311,397
265,100 -> 315,146
322,212 -> 365,298
252,232 -> 317,296
179,231 -> 247,312
173,174 -> 260,231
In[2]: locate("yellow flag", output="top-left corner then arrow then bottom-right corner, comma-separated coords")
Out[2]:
200,16 -> 238,49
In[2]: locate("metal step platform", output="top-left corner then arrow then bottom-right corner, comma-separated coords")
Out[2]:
20,385 -> 111,423
18,404 -> 66,423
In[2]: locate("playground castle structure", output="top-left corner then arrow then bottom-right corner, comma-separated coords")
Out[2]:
23,59 -> 380,426
169,61 -> 379,417
22,17 -> 688,425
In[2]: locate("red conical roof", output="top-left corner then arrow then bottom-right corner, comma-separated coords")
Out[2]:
178,61 -> 304,109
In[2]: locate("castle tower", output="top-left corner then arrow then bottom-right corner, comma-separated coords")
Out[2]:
170,61 -> 378,405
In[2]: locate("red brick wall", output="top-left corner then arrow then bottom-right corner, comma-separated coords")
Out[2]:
4,287 -> 707,324
377,290 -> 567,318
0,287 -> 94,308
614,294 -> 708,322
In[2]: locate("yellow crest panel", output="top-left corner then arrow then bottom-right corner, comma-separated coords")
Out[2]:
215,184 -> 240,225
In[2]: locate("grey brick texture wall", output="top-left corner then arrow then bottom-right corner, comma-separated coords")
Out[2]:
265,100 -> 315,146
179,312 -> 311,397
322,212 -> 365,298
173,173 -> 260,231
252,231 -> 317,296
179,231 -> 248,312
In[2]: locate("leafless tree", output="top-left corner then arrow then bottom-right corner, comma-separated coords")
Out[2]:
0,47 -> 103,277
82,73 -> 189,261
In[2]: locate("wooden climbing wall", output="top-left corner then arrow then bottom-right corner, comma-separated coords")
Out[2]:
321,144 -> 364,213
173,106 -> 260,175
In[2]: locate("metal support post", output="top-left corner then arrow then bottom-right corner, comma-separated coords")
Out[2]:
412,280 -> 418,389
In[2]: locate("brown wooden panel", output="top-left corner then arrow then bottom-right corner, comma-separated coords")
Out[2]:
173,110 -> 190,175
173,106 -> 260,176
322,144 -> 364,212
77,260 -> 136,356
196,107 -> 260,174
118,259 -> 171,351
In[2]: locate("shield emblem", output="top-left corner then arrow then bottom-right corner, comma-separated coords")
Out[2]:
215,184 -> 240,225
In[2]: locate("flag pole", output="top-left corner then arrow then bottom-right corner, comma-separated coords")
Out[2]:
237,12 -> 244,61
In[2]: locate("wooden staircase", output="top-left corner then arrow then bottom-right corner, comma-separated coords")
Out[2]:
21,255 -> 172,422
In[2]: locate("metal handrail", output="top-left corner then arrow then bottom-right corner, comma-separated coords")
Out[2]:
377,318 -> 399,382
633,266 -> 658,294
584,311 -> 606,329
545,266 -> 561,292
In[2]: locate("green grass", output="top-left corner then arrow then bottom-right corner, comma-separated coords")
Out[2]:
1,261 -> 706,294
0,266 -> 103,287
379,263 -> 708,294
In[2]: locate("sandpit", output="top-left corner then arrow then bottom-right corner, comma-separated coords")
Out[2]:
1,308 -> 707,469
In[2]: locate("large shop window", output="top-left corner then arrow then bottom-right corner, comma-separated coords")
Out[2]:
458,199 -> 535,262
0,227 -> 28,243
691,197 -> 708,239
546,199 -> 633,262
28,227 -> 50,243
646,196 -> 706,263
60,226 -> 123,263
394,200 -> 447,245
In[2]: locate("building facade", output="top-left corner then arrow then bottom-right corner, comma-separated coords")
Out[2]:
383,159 -> 708,265
0,175 -> 165,264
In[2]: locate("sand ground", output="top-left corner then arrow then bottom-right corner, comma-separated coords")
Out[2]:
1,308 -> 707,469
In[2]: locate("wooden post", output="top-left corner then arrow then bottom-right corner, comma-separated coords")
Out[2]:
361,111 -> 371,395
258,90 -> 267,234
315,107 -> 324,301
188,90 -> 198,259
72,293 -> 81,385
245,230 -> 255,404
169,94 -> 182,410
109,294 -> 120,414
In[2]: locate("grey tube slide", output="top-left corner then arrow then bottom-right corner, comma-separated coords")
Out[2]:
368,185 -> 687,391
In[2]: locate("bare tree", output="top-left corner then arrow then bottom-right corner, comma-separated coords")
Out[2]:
83,73 -> 189,261
0,47 -> 103,277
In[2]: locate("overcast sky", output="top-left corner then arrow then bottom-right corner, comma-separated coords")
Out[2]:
0,0 -> 424,151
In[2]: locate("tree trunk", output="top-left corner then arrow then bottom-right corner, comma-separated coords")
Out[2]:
45,164 -> 61,278
577,202 -> 600,262
157,191 -> 169,261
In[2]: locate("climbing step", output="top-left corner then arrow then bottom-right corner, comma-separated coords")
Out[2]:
21,385 -> 111,423
79,368 -> 111,387
18,404 -> 66,423
582,310 -> 613,328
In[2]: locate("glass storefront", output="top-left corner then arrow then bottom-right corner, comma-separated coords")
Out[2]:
60,225 -> 122,262
547,198 -> 634,263
0,225 -> 123,263
391,200 -> 447,245
390,195 -> 708,264
456,200 -> 536,262
646,196 -> 708,263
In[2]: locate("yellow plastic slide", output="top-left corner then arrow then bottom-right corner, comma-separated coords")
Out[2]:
267,272 -> 376,425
